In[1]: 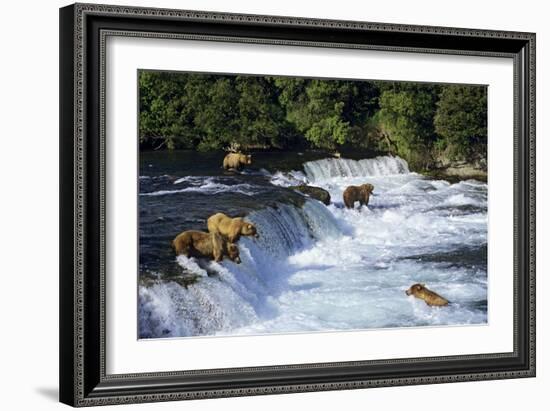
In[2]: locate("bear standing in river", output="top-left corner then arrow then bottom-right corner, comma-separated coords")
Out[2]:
223,153 -> 252,170
343,183 -> 374,209
406,283 -> 449,306
207,212 -> 258,243
172,230 -> 241,263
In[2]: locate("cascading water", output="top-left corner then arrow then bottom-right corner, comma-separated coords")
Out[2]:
303,156 -> 410,182
139,154 -> 487,338
139,199 -> 343,338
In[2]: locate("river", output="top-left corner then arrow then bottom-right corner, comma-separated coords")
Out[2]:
138,150 -> 487,338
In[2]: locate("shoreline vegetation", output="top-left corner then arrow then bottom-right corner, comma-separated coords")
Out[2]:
139,71 -> 487,181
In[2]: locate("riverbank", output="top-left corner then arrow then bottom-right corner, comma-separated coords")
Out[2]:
423,165 -> 487,184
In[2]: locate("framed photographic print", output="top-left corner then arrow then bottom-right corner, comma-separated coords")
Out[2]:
59,3 -> 536,407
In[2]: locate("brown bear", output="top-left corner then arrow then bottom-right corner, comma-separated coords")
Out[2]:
223,153 -> 252,170
207,212 -> 259,243
172,230 -> 241,263
405,283 -> 449,306
342,183 -> 374,209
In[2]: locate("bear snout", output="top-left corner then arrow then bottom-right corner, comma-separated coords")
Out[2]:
405,289 -> 412,296
234,256 -> 241,264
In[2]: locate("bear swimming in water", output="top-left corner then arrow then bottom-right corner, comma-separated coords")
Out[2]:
406,283 -> 449,306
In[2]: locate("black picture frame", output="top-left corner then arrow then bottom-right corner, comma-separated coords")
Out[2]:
59,3 -> 536,407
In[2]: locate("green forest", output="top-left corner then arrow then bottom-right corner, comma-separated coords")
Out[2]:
139,71 -> 487,170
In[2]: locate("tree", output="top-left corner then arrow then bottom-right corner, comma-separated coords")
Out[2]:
139,72 -> 298,151
139,71 -> 195,150
434,85 -> 488,161
375,83 -> 439,169
275,78 -> 378,150
235,77 -> 289,149
193,77 -> 240,150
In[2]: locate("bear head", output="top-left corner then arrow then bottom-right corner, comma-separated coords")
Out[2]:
242,222 -> 259,238
361,183 -> 374,194
226,243 -> 241,264
405,283 -> 426,297
240,154 -> 252,165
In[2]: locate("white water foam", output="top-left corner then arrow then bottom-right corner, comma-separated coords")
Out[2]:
303,156 -> 410,182
141,178 -> 257,197
270,170 -> 308,187
175,255 -> 208,277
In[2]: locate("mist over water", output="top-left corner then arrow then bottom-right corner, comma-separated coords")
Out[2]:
138,153 -> 487,339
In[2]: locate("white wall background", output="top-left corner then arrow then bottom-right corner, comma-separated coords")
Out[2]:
0,0 -> 545,409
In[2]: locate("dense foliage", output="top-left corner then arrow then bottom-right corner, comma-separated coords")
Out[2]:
139,71 -> 487,169
434,85 -> 488,162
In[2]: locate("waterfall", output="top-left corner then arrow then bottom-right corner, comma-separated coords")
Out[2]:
139,198 -> 343,338
303,156 -> 410,182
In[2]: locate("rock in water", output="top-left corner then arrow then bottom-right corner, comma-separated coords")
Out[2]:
289,185 -> 331,205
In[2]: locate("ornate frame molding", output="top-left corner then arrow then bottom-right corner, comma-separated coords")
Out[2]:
60,3 -> 535,407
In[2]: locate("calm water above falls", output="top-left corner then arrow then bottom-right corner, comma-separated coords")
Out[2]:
138,151 -> 487,338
